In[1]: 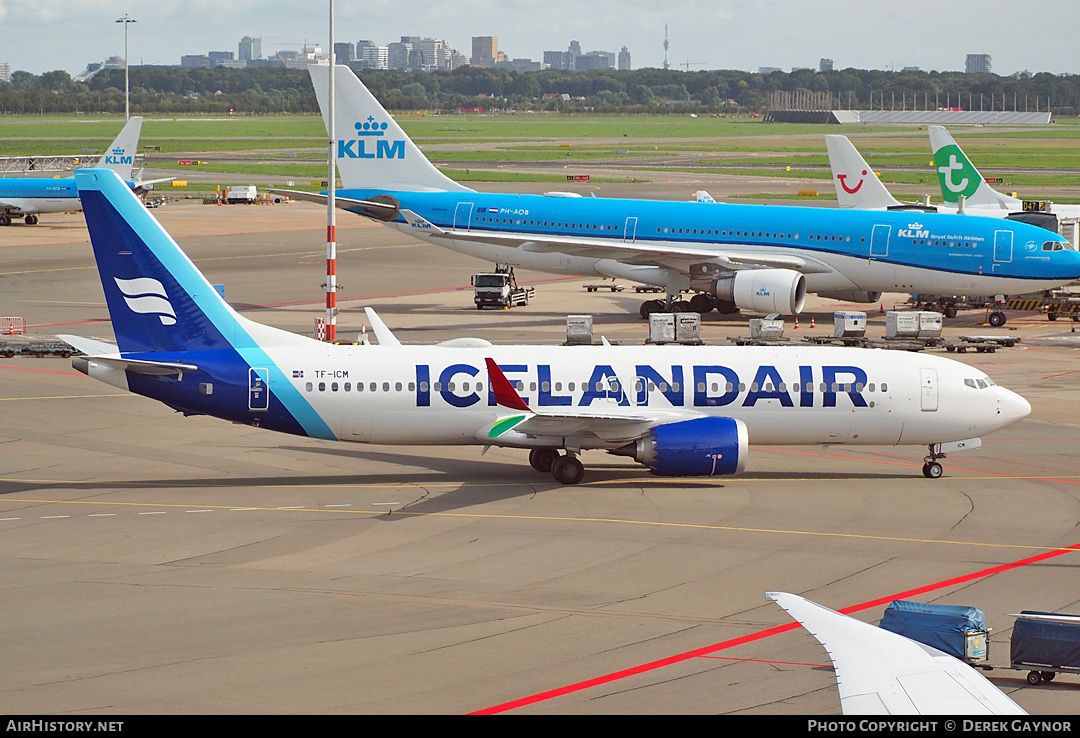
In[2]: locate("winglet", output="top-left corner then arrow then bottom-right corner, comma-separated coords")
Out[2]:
485,358 -> 532,412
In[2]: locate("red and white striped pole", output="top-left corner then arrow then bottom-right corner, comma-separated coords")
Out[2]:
325,0 -> 337,342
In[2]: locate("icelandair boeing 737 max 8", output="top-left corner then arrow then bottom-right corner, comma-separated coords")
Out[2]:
65,168 -> 1030,484
274,66 -> 1080,319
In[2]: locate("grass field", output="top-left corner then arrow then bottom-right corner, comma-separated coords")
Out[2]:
2,113 -> 1078,195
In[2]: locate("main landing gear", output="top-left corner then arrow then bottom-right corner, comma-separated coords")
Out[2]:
638,292 -> 738,319
922,444 -> 947,479
529,447 -> 585,485
23,214 -> 38,225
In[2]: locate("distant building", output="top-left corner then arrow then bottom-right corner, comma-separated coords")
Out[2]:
575,50 -> 614,71
618,46 -> 631,71
356,40 -> 389,70
387,41 -> 412,70
0,62 -> 10,84
791,67 -> 812,73
497,58 -> 544,72
544,50 -> 571,70
819,58 -> 833,72
334,42 -> 355,64
902,66 -> 921,73
208,51 -> 235,68
472,36 -> 497,67
74,56 -> 124,82
966,53 -> 992,74
239,36 -> 262,62
758,66 -> 782,74
181,54 -> 211,69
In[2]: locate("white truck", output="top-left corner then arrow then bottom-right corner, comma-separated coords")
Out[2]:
224,185 -> 258,204
472,269 -> 534,309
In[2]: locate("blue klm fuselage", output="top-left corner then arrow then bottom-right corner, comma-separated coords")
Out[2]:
334,188 -> 1080,295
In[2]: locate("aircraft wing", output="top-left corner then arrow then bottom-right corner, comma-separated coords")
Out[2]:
401,211 -> 831,275
268,189 -> 401,216
482,357 -> 698,445
767,592 -> 1026,715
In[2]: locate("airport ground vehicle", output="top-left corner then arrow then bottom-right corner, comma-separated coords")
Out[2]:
224,185 -> 258,204
1010,612 -> 1080,686
472,268 -> 534,309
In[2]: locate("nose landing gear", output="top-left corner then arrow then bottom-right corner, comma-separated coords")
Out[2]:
922,444 -> 946,478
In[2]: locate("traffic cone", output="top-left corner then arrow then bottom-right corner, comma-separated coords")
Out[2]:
879,303 -> 884,314
794,316 -> 799,329
810,316 -> 815,328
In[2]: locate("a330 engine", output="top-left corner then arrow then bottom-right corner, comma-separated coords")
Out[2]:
611,416 -> 749,476
711,269 -> 806,315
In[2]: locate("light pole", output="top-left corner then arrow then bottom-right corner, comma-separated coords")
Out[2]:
116,14 -> 136,120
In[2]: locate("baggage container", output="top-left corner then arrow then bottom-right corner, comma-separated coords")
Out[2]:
880,599 -> 989,664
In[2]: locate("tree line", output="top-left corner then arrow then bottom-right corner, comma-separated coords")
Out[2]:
1,65 -> 1077,115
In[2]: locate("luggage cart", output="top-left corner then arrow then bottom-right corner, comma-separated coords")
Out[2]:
1009,611 -> 1080,685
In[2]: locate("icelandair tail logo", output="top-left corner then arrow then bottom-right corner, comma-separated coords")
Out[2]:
104,147 -> 133,165
338,115 -> 405,159
114,277 -> 177,325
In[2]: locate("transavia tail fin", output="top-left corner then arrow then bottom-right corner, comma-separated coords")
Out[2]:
309,64 -> 472,194
928,126 -> 1019,210
95,116 -> 143,181
824,135 -> 902,209
75,167 -> 309,355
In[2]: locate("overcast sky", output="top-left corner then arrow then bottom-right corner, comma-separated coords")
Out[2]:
1,0 -> 1078,77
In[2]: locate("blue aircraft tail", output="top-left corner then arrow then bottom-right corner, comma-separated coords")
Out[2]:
77,167 -> 296,355
74,167 -> 332,439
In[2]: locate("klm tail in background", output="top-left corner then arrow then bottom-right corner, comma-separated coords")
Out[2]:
929,126 -> 1021,210
95,116 -> 143,182
68,167 -> 332,439
309,64 -> 471,193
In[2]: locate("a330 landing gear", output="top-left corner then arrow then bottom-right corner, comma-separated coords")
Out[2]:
23,214 -> 38,225
529,448 -> 584,485
922,444 -> 946,479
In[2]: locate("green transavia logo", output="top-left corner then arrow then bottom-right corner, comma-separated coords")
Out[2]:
934,144 -> 980,202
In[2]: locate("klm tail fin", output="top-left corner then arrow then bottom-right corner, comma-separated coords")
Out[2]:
75,168 -> 309,355
309,64 -> 472,193
824,135 -> 902,209
95,117 -> 143,181
928,126 -> 1019,210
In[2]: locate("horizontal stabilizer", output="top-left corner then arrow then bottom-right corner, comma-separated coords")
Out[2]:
74,355 -> 199,377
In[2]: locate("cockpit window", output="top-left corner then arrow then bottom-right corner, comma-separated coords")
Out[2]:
965,377 -> 995,389
976,378 -> 988,389
1043,241 -> 1065,252
964,379 -> 977,389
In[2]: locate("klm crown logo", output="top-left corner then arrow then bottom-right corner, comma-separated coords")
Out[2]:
338,114 -> 405,160
898,221 -> 929,239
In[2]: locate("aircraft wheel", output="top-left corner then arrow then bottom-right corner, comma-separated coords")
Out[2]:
24,214 -> 38,225
551,455 -> 585,485
639,299 -> 663,319
922,462 -> 944,479
669,300 -> 692,313
714,299 -> 738,314
988,311 -> 1006,327
1047,312 -> 1058,321
0,215 -> 10,226
689,293 -> 715,313
1027,671 -> 1043,685
943,303 -> 958,319
529,448 -> 559,473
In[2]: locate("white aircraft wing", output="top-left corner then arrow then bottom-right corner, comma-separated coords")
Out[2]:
767,592 -> 1026,715
399,210 -> 832,275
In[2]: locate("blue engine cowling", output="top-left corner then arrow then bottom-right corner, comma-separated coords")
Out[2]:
613,416 -> 749,476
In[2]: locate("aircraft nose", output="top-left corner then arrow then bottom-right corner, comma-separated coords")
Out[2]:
998,388 -> 1031,425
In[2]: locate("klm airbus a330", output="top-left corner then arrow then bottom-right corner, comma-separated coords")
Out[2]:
65,168 -> 1030,484
0,116 -> 169,226
275,65 -> 1080,319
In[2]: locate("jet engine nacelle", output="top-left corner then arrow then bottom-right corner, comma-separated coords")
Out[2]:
714,269 -> 806,315
816,290 -> 883,304
612,416 -> 748,477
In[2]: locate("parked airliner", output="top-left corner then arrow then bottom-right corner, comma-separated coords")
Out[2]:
64,168 -> 1030,484
274,65 -> 1080,320
0,116 -> 168,225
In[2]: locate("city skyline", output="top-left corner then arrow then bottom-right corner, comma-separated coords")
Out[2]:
0,1 -> 1078,78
